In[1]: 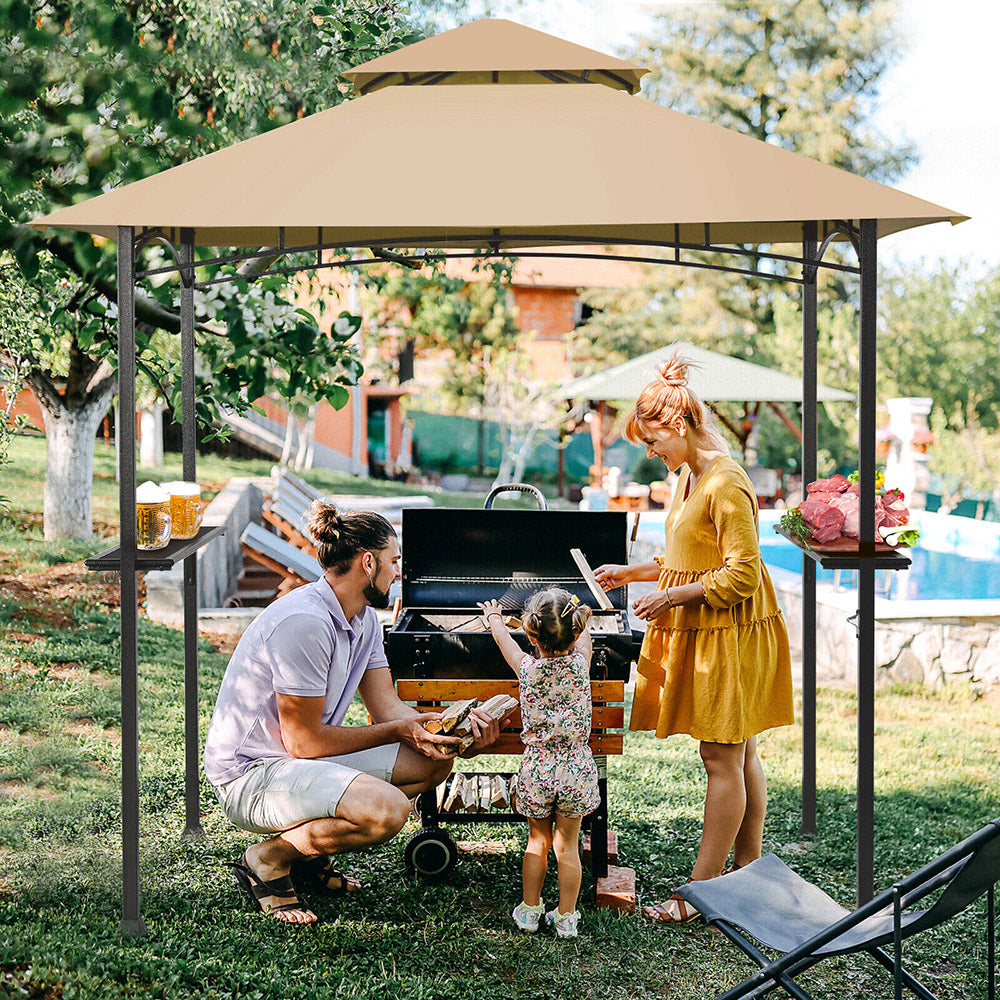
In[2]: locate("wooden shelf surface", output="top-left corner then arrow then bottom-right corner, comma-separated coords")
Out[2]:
774,525 -> 912,571
84,525 -> 226,572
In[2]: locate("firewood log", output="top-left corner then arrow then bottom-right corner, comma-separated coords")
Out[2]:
443,774 -> 465,813
461,773 -> 479,812
424,697 -> 479,735
490,774 -> 509,809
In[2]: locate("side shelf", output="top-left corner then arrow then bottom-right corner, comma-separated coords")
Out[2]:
84,525 -> 226,572
773,525 -> 912,571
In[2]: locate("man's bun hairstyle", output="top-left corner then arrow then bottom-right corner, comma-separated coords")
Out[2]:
307,500 -> 395,574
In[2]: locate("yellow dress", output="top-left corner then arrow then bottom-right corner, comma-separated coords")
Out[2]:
630,456 -> 794,744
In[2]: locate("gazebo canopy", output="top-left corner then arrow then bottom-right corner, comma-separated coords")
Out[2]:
344,18 -> 648,94
562,343 -> 856,404
30,19 -> 965,250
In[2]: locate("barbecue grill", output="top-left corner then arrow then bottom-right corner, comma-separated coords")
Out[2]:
387,484 -> 639,885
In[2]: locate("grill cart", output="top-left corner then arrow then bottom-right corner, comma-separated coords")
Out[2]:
386,485 -> 638,886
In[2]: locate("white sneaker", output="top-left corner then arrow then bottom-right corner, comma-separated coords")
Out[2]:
545,907 -> 580,938
512,899 -> 545,933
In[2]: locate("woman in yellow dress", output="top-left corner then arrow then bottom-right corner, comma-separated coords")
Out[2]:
594,353 -> 793,924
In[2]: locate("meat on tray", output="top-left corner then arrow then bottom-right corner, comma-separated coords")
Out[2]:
794,475 -> 912,545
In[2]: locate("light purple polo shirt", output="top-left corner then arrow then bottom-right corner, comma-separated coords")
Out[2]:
203,577 -> 389,786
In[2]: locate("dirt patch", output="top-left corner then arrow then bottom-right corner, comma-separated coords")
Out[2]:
198,630 -> 242,656
6,564 -> 131,612
2,564 -> 146,645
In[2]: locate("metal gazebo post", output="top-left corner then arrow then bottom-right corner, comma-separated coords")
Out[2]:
179,229 -> 204,839
857,218 -> 879,904
800,221 -> 819,838
116,225 -> 146,937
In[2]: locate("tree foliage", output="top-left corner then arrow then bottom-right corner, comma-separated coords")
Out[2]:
0,0 -> 421,533
570,0 -> 916,470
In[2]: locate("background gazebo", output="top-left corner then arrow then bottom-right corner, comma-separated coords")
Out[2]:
561,341 -> 856,473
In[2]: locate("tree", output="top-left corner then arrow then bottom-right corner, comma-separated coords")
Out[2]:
878,262 -> 1000,432
571,0 -> 916,469
0,0 -> 421,537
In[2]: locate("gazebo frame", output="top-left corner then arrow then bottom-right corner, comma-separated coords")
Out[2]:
90,217 -> 907,936
31,13 -> 963,941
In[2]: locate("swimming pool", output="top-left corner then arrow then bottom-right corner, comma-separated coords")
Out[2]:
634,509 -> 1000,602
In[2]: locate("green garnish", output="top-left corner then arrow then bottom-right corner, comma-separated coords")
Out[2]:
848,468 -> 885,490
778,507 -> 812,543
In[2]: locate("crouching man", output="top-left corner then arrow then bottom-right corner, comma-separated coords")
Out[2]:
204,500 -> 499,923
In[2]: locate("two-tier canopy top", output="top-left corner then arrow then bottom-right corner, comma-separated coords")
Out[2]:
30,19 -> 965,251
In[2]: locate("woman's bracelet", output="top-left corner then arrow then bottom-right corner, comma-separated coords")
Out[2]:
486,612 -> 503,624
665,587 -> 674,607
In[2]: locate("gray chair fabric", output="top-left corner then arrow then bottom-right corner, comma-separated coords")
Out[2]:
675,819 -> 1000,1000
679,854 -> 924,956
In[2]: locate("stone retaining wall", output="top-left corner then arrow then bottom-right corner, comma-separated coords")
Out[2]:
772,573 -> 1000,692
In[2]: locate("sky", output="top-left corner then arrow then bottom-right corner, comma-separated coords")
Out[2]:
478,0 -> 999,276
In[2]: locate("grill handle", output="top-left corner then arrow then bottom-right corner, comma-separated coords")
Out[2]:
483,482 -> 547,510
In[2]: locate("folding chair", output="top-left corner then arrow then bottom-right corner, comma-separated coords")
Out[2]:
676,818 -> 999,1000
271,465 -> 325,504
262,496 -> 318,558
239,521 -> 322,597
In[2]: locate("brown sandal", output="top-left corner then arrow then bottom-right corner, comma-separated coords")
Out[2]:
721,861 -> 743,876
643,893 -> 701,924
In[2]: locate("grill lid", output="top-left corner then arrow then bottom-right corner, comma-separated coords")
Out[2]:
399,507 -> 629,611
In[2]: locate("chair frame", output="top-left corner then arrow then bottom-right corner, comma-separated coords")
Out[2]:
695,819 -> 999,1000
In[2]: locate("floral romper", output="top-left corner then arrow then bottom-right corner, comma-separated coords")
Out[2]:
516,650 -> 600,819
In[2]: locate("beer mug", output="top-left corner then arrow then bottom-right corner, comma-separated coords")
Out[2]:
163,481 -> 203,540
135,481 -> 171,550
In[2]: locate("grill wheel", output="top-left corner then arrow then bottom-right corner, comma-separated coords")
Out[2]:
404,827 -> 459,880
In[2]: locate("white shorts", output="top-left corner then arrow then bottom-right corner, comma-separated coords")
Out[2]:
214,744 -> 401,834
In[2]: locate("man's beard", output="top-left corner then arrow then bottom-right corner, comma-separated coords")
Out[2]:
363,575 -> 391,609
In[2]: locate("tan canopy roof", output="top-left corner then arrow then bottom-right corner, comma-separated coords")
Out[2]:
30,20 -> 966,249
562,343 -> 856,404
345,18 -> 648,94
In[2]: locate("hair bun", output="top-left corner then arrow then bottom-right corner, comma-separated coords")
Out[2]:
656,355 -> 689,388
307,499 -> 342,542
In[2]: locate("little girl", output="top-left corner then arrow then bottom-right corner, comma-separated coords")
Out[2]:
478,588 -> 600,940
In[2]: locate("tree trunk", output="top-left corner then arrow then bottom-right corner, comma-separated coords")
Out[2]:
280,413 -> 296,467
40,387 -> 115,539
139,400 -> 165,467
27,340 -> 117,540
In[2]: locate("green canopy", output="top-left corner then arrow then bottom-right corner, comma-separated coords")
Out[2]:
562,343 -> 855,404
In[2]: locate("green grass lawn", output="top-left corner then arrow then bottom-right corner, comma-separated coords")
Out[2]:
1,435 -> 998,998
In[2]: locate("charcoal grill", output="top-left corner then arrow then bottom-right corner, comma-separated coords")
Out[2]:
387,484 -> 638,885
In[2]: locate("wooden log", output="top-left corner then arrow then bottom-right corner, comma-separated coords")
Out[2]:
424,697 -> 479,735
478,775 -> 491,812
443,774 -> 465,813
460,773 -> 478,812
490,774 -> 508,810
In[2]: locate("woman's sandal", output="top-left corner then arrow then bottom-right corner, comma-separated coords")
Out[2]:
292,856 -> 361,897
230,858 -> 317,922
721,861 -> 743,876
643,893 -> 701,924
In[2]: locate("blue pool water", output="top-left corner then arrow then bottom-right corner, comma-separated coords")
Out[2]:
757,511 -> 1000,601
633,510 -> 1000,602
